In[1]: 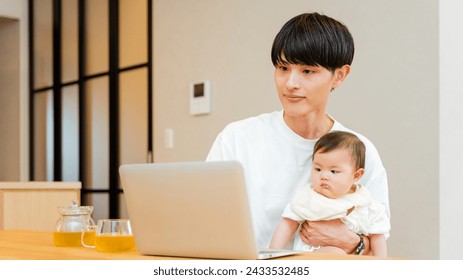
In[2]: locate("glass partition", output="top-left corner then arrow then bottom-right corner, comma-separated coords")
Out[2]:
62,85 -> 79,181
29,0 -> 152,219
33,91 -> 54,181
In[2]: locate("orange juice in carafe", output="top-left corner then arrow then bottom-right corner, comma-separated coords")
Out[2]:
53,232 -> 83,247
53,200 -> 95,247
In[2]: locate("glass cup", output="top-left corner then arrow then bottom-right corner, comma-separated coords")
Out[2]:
81,219 -> 136,253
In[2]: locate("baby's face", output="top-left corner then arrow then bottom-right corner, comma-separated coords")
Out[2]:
311,148 -> 361,199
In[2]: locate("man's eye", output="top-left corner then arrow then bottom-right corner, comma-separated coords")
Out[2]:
279,65 -> 288,71
303,69 -> 312,74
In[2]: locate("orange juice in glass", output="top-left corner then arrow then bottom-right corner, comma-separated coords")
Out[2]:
82,219 -> 135,252
95,234 -> 136,252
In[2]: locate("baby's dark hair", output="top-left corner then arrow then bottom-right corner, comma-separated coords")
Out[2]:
313,131 -> 365,170
271,12 -> 355,72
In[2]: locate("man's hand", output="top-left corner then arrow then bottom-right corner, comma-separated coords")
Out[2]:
299,219 -> 361,254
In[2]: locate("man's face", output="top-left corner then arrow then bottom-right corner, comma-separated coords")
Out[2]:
274,61 -> 343,118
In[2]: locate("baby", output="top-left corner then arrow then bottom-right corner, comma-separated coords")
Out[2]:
270,131 -> 390,257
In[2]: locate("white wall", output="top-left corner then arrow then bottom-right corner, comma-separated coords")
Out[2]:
439,0 -> 463,260
0,0 -> 22,16
153,0 -> 442,259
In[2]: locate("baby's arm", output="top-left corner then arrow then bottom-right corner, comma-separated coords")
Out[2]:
369,234 -> 387,257
269,217 -> 300,249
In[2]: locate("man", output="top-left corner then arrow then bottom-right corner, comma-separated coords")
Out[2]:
206,12 -> 390,255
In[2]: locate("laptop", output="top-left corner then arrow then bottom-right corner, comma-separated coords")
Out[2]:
119,160 -> 299,260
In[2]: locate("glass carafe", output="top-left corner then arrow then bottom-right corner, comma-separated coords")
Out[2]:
53,200 -> 95,247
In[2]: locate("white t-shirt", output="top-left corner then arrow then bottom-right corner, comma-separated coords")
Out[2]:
206,110 -> 390,249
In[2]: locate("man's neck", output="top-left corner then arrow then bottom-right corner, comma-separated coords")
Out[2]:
283,112 -> 334,140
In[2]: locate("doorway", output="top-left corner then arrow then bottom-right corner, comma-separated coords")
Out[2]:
0,17 -> 20,181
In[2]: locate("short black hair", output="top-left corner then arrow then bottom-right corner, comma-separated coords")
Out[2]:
271,12 -> 355,72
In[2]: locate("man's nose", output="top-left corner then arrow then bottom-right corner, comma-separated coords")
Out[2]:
285,71 -> 301,89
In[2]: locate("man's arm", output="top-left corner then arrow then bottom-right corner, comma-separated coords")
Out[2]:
299,219 -> 371,254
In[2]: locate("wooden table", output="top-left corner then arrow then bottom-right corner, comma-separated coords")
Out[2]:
0,230 -> 382,260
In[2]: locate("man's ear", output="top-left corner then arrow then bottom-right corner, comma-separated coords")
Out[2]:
354,168 -> 364,182
332,64 -> 351,90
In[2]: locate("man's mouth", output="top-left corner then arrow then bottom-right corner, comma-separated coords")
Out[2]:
284,94 -> 305,100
